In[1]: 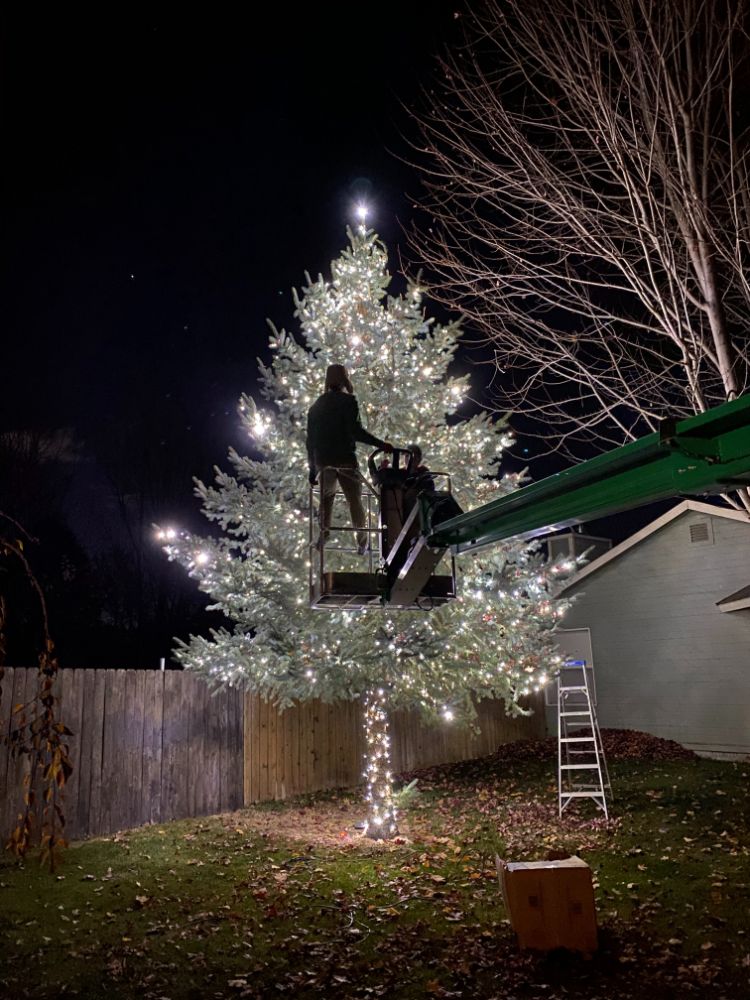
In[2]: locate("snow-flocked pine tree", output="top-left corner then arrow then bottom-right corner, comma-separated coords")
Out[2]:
162,225 -> 568,837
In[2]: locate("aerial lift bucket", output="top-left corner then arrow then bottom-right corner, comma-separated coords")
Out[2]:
308,448 -> 460,611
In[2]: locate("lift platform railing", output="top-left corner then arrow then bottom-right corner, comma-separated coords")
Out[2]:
308,468 -> 383,609
308,458 -> 459,610
426,393 -> 750,555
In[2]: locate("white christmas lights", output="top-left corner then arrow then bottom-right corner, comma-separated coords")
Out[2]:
363,687 -> 398,838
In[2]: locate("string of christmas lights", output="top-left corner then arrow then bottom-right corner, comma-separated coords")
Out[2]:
362,687 -> 398,838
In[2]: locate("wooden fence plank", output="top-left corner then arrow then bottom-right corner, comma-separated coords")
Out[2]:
275,701 -> 287,801
126,671 -> 146,831
187,675 -> 207,819
297,702 -> 308,795
86,670 -> 107,836
344,700 -> 355,789
223,688 -> 234,811
234,688 -> 245,809
324,702 -> 337,790
242,691 -> 252,806
355,700 -> 367,786
118,668 -> 136,832
315,701 -> 325,791
3,669 -> 35,837
306,701 -> 317,792
120,671 -> 136,832
219,685 -> 234,813
205,686 -> 223,815
228,688 -> 243,811
334,701 -> 349,788
286,702 -> 297,798
247,693 -> 259,804
322,701 -> 334,790
390,708 -> 405,775
305,701 -> 315,792
76,670 -> 93,837
277,701 -> 288,799
267,696 -> 277,801
294,702 -> 305,798
0,667 -> 17,837
296,702 -> 307,797
269,700 -> 281,800
142,670 -> 164,825
60,669 -> 85,840
25,668 -> 45,841
258,697 -> 270,803
281,708 -> 297,799
161,670 -> 189,822
218,685 -> 229,812
101,670 -> 127,833
329,697 -> 340,790
315,701 -> 327,790
341,700 -> 355,790
390,708 -> 407,773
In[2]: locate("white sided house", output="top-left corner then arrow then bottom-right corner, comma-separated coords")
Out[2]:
552,501 -> 750,759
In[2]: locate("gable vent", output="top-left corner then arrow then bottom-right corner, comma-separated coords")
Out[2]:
689,521 -> 712,544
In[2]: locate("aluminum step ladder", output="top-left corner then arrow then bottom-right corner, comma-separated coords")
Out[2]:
557,659 -> 611,818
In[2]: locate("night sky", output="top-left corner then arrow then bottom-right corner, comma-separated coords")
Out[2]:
4,6 -> 464,522
3,5 -> 668,570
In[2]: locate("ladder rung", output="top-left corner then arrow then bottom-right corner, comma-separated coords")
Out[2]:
561,763 -> 601,770
560,685 -> 588,692
560,711 -> 591,717
560,737 -> 596,743
561,791 -> 606,799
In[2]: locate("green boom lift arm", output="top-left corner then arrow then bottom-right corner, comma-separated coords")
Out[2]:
424,394 -> 750,556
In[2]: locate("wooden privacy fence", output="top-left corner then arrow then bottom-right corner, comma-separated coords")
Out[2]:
0,668 -> 244,843
1,668 -> 544,841
243,693 -> 545,804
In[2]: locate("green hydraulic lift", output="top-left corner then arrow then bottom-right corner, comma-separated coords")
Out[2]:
310,395 -> 750,609
385,394 -> 750,605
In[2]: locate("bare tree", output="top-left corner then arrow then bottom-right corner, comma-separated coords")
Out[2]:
408,0 -> 750,507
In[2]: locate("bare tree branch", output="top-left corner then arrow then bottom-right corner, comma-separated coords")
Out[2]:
407,0 -> 750,510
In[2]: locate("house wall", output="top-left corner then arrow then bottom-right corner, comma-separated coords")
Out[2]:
560,511 -> 750,757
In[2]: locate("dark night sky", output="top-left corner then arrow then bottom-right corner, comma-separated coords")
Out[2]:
3,6 -> 466,535
4,6 -> 458,418
2,5 -> 670,553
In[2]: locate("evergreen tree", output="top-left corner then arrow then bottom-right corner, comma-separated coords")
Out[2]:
161,225 -> 568,837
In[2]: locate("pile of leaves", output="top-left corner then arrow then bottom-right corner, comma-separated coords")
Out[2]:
598,728 -> 697,761
402,729 -> 696,786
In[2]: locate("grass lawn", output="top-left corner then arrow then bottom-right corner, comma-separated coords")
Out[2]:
1,739 -> 748,999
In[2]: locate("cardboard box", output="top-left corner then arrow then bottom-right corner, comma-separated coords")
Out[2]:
500,855 -> 598,953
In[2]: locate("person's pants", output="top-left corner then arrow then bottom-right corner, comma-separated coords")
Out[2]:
319,465 -> 367,547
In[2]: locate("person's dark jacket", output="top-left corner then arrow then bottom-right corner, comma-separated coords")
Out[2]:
306,390 -> 385,475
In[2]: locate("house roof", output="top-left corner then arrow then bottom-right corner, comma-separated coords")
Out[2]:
558,500 -> 750,594
716,584 -> 750,613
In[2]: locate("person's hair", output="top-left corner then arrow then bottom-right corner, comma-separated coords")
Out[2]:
324,364 -> 353,393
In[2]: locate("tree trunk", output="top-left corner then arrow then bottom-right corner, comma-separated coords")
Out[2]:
362,688 -> 398,840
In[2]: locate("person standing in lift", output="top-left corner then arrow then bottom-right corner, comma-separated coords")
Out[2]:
306,364 -> 392,554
